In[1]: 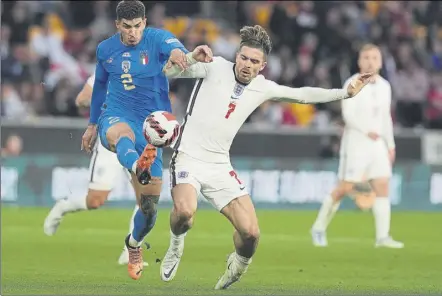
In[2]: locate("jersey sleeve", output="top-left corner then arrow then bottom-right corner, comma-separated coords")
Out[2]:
163,53 -> 210,79
89,44 -> 109,125
340,77 -> 371,135
266,80 -> 349,104
157,30 -> 189,57
382,83 -> 395,149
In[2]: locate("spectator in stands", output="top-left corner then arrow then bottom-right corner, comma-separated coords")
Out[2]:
1,134 -> 24,157
426,72 -> 442,129
392,56 -> 430,127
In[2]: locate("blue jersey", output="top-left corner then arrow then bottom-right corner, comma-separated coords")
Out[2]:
89,28 -> 188,124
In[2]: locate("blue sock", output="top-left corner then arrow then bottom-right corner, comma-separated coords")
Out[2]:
131,208 -> 157,243
115,137 -> 139,172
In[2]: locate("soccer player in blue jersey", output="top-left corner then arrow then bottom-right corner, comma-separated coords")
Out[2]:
80,0 -> 189,280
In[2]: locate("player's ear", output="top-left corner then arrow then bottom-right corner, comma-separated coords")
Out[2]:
260,62 -> 267,72
115,20 -> 120,29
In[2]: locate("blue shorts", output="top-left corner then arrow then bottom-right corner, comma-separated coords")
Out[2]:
98,111 -> 163,178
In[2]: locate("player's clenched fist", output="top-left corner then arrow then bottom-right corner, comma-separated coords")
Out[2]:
346,72 -> 374,97
169,49 -> 188,71
81,124 -> 98,153
192,45 -> 213,63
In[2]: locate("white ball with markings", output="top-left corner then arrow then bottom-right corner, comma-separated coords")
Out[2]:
143,111 -> 180,148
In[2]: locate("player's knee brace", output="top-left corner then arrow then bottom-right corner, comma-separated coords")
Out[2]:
140,194 -> 159,217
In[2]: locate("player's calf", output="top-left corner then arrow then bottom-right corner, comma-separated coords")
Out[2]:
311,181 -> 354,241
161,184 -> 198,282
43,189 -> 110,236
370,177 -> 403,248
125,179 -> 161,280
86,191 -> 108,209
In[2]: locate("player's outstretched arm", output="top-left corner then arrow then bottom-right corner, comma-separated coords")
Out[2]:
163,45 -> 213,79
267,73 -> 374,104
75,81 -> 93,108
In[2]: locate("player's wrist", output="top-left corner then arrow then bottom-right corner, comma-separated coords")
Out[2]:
187,52 -> 198,65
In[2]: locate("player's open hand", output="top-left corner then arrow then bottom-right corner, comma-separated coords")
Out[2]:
192,45 -> 213,63
347,72 -> 374,97
169,49 -> 188,71
81,124 -> 98,153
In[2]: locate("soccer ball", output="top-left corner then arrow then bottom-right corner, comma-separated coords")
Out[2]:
143,111 -> 180,148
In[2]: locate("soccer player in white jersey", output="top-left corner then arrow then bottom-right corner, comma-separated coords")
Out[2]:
43,74 -> 148,266
311,44 -> 404,249
159,25 -> 375,289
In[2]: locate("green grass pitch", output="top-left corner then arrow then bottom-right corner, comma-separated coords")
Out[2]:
2,207 -> 442,295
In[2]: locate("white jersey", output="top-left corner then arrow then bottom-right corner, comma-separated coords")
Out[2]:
167,56 -> 349,163
340,73 -> 395,155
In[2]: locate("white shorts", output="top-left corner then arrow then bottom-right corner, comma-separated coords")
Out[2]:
88,139 -> 131,191
338,144 -> 392,183
169,152 -> 248,211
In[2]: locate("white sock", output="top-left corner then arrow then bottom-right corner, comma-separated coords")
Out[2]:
128,234 -> 142,248
372,197 -> 391,240
170,229 -> 186,246
129,205 -> 138,233
312,195 -> 340,232
63,196 -> 88,212
235,252 -> 252,265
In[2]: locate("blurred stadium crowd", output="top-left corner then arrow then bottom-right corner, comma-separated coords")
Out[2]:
2,1 -> 442,130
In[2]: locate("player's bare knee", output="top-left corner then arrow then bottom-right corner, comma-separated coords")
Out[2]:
86,190 -> 109,209
240,224 -> 260,242
174,203 -> 196,224
333,181 -> 354,200
106,123 -> 135,148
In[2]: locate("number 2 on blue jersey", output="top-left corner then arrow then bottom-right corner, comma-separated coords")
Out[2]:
121,73 -> 135,91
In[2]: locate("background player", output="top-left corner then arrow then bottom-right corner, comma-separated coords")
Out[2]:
310,44 -> 404,249
43,73 -> 148,267
160,25 -> 374,289
80,0 -> 189,280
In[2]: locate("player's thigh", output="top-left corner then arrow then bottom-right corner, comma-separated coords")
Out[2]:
169,152 -> 201,217
98,114 -> 134,151
221,194 -> 260,239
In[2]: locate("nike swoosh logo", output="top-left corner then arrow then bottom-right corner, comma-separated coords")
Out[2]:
163,262 -> 178,279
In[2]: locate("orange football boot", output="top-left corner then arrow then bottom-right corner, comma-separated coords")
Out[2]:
125,235 -> 144,280
135,144 -> 157,185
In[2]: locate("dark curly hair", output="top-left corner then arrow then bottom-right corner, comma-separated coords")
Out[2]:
116,0 -> 145,21
239,25 -> 273,57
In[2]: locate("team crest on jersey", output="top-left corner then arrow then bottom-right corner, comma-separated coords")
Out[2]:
177,171 -> 189,178
106,58 -> 113,64
140,50 -> 149,65
122,52 -> 131,57
122,60 -> 131,73
231,83 -> 245,99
